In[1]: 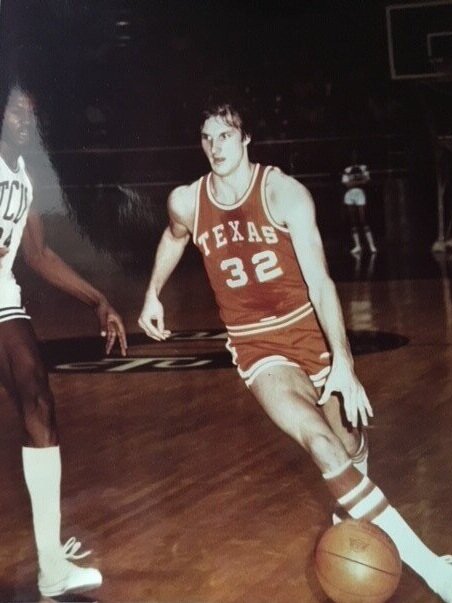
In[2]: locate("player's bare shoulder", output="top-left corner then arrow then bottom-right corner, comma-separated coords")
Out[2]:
265,167 -> 314,225
168,181 -> 197,233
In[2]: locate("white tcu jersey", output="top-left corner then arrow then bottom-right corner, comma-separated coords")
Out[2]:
342,164 -> 369,185
0,155 -> 33,320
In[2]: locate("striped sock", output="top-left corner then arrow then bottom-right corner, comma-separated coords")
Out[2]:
332,433 -> 369,524
324,461 -> 440,590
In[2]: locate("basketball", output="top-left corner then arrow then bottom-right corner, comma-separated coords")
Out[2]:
315,519 -> 402,603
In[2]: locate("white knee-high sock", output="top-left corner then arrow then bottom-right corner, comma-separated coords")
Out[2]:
22,446 -> 62,562
324,461 -> 441,590
372,506 -> 439,587
352,431 -> 368,476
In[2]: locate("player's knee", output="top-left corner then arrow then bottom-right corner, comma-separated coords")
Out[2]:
15,360 -> 56,430
20,367 -> 50,403
22,384 -> 55,422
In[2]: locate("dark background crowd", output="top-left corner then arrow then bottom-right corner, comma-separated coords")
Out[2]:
1,0 -> 452,272
1,1 -> 415,146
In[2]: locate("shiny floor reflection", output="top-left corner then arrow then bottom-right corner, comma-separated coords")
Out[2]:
1,246 -> 452,602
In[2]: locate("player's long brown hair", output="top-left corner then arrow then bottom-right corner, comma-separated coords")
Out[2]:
200,91 -> 252,141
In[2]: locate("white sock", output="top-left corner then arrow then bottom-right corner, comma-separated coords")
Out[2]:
332,436 -> 368,524
22,446 -> 62,567
326,462 -> 441,591
372,505 -> 440,591
354,457 -> 368,475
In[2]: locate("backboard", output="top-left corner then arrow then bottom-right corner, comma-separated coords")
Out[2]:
386,1 -> 452,80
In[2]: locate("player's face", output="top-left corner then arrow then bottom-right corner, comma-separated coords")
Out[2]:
2,91 -> 35,150
201,116 -> 250,176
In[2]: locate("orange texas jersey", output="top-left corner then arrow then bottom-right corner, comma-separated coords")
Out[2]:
192,163 -> 314,329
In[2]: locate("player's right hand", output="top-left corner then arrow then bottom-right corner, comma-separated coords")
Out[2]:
138,295 -> 171,341
318,359 -> 373,428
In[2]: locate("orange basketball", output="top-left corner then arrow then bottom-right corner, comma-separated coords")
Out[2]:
315,519 -> 402,603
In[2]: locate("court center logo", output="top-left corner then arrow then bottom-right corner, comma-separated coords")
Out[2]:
40,330 -> 409,373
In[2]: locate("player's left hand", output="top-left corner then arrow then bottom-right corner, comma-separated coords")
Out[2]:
95,298 -> 128,356
318,361 -> 373,428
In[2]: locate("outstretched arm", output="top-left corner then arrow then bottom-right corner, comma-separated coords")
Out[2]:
21,211 -> 127,355
269,171 -> 373,427
138,186 -> 192,340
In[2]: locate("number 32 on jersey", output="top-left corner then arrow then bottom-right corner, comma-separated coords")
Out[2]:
220,250 -> 283,288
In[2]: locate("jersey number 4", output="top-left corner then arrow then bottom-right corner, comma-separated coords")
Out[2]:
220,250 -> 283,288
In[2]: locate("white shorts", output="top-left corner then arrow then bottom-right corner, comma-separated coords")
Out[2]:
344,187 -> 366,206
0,278 -> 30,323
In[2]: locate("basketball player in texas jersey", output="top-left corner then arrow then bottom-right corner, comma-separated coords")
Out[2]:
0,85 -> 127,598
139,97 -> 452,600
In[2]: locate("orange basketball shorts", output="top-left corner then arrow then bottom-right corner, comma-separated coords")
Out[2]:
225,303 -> 331,388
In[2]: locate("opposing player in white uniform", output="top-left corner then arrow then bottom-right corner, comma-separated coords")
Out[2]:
342,162 -> 377,255
0,153 -> 33,320
139,97 -> 452,601
0,86 -> 127,598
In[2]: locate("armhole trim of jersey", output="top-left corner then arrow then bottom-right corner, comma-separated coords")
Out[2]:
192,177 -> 203,244
261,166 -> 289,233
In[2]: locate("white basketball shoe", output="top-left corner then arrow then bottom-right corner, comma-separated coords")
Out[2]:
38,537 -> 102,598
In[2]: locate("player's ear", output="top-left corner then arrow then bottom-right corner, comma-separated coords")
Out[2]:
243,134 -> 251,146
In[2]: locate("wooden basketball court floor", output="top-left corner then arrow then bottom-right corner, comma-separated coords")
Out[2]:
1,241 -> 452,603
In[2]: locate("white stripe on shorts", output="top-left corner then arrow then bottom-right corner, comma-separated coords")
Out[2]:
237,355 -> 329,388
226,303 -> 313,337
241,356 -> 299,387
310,365 -> 331,388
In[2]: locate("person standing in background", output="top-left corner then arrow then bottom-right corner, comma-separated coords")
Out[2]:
342,158 -> 377,255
